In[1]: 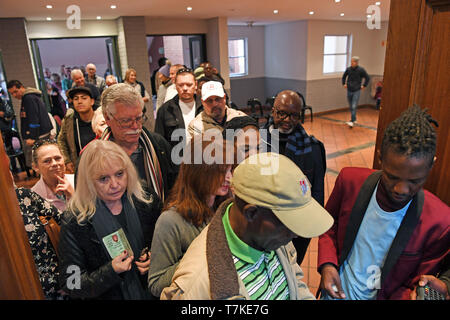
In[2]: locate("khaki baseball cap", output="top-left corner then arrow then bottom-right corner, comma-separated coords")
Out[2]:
231,152 -> 333,238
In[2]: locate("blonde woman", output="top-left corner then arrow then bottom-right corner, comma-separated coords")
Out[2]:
58,139 -> 155,300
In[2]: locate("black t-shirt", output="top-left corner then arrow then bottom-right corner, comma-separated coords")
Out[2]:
74,112 -> 96,154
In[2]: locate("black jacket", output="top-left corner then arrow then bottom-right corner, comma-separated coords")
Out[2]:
155,95 -> 203,148
58,196 -> 160,300
342,66 -> 370,92
20,88 -> 52,140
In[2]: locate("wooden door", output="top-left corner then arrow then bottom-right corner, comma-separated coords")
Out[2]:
0,135 -> 44,299
374,0 -> 450,204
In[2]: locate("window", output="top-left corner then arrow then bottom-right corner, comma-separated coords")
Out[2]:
228,38 -> 248,77
323,35 -> 351,74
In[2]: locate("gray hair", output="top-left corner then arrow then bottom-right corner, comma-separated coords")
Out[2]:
101,83 -> 144,117
351,56 -> 360,62
71,68 -> 83,79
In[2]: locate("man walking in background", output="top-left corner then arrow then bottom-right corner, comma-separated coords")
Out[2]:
342,56 -> 370,128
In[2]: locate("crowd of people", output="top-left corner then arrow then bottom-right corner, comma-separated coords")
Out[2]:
2,57 -> 449,301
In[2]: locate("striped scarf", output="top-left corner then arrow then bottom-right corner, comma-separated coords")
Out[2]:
101,127 -> 165,202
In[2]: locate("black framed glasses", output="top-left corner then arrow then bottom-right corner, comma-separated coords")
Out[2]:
273,107 -> 301,121
108,112 -> 147,128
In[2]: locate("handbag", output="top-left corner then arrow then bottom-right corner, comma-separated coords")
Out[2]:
39,216 -> 61,259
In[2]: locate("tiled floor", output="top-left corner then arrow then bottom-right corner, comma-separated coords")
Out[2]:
299,107 -> 379,294
13,106 -> 380,295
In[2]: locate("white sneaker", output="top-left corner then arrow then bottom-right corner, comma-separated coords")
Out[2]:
345,121 -> 354,128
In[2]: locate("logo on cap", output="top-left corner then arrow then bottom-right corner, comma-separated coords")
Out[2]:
299,179 -> 308,195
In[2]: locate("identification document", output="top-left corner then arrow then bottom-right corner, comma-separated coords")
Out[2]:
102,228 -> 134,259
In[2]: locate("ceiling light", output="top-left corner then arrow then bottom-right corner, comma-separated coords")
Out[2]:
46,5 -> 53,9
375,1 -> 381,5
97,16 -> 102,20
187,7 -> 193,11
367,14 -> 372,18
309,11 -> 315,15
340,13 -> 345,16
273,9 -> 279,14
46,17 -> 52,21
335,0 -> 341,3
110,5 -> 117,9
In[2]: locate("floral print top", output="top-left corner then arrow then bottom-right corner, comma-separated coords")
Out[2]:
15,187 -> 62,300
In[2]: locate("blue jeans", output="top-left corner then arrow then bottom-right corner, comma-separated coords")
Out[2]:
347,89 -> 361,122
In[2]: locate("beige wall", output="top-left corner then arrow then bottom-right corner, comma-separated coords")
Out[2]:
265,20 -> 308,81
306,20 -> 388,81
228,25 -> 265,79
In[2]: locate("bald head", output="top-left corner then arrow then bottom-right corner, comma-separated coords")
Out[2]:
274,90 -> 302,111
86,63 -> 97,78
272,90 -> 303,134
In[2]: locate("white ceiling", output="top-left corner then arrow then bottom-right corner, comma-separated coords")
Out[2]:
0,0 -> 390,25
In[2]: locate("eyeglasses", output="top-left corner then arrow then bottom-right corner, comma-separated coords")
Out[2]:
108,112 -> 147,128
273,107 -> 301,121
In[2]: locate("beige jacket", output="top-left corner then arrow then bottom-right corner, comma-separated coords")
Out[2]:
187,107 -> 246,137
160,199 -> 315,300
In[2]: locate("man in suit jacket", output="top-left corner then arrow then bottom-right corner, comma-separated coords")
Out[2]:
318,105 -> 450,300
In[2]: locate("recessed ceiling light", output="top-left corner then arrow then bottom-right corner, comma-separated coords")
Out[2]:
96,16 -> 102,20
187,7 -> 193,11
46,17 -> 52,21
110,5 -> 117,9
340,13 -> 345,16
309,11 -> 315,15
273,9 -> 279,14
46,5 -> 53,9
375,1 -> 381,5
335,0 -> 341,3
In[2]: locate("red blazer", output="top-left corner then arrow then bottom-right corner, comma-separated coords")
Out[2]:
318,167 -> 450,300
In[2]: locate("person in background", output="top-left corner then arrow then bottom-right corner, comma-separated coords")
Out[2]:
123,68 -> 153,131
105,75 -> 118,88
318,105 -> 450,300
187,81 -> 246,137
7,80 -> 53,169
164,64 -> 185,103
31,139 -> 74,212
262,90 -> 326,265
58,140 -> 154,300
91,107 -> 108,139
0,149 -> 63,300
222,115 -> 260,165
155,68 -> 203,148
341,56 -> 370,128
148,137 -> 232,298
151,57 -> 168,98
71,69 -> 100,110
85,63 -> 106,94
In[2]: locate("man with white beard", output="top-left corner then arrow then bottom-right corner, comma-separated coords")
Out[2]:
100,83 -> 178,217
262,90 -> 327,266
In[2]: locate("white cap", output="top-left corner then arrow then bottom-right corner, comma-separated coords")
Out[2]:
201,81 -> 225,101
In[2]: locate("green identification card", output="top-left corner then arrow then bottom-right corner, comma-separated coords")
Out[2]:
102,228 -> 134,259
